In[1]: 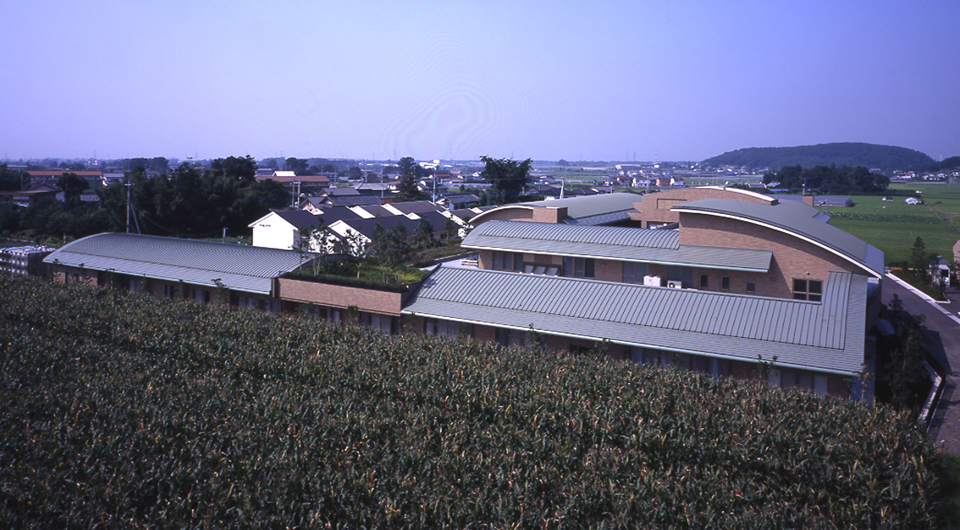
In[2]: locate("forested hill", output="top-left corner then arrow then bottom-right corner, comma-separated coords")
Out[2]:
702,143 -> 933,170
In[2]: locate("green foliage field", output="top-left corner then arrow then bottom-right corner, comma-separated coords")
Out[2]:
0,276 -> 944,528
826,183 -> 960,265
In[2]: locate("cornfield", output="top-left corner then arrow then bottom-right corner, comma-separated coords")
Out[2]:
0,275 -> 941,528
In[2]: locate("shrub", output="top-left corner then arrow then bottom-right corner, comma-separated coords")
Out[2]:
0,275 -> 943,528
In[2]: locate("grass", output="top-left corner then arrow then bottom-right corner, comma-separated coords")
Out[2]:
828,219 -> 957,266
937,452 -> 960,529
888,268 -> 948,300
824,183 -> 960,266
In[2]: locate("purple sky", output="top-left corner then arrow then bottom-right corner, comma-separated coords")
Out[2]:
2,1 -> 958,162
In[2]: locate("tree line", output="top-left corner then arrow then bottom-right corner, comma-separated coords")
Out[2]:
762,164 -> 889,195
0,157 -> 288,242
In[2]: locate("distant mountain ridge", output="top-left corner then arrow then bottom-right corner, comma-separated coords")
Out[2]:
702,143 -> 933,171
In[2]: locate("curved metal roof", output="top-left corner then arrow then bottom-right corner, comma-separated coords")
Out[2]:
470,193 -> 642,225
44,233 -> 313,294
673,199 -> 884,277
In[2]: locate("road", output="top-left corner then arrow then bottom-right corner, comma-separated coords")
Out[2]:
882,277 -> 960,452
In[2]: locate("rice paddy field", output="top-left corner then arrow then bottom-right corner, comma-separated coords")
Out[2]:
824,183 -> 960,266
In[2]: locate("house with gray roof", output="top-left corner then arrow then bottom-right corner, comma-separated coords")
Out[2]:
248,207 -> 360,252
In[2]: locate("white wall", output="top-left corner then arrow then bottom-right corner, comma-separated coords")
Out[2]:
251,213 -> 297,250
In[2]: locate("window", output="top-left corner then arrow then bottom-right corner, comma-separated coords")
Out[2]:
569,344 -> 596,355
563,257 -> 594,278
497,328 -> 527,348
425,318 -> 470,338
793,279 -> 823,301
523,263 -> 560,276
361,312 -> 396,334
193,289 -> 210,305
623,262 -> 648,283
164,285 -> 177,299
746,282 -> 756,293
720,276 -> 730,290
492,251 -> 523,271
781,369 -> 829,396
667,266 -> 693,288
699,274 -> 708,289
238,296 -> 272,312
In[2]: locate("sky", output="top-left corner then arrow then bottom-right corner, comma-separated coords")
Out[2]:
2,0 -> 958,163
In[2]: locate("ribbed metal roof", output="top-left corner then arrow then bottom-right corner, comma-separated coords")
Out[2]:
673,199 -> 884,277
463,221 -> 772,272
471,193 -> 641,225
468,221 -> 679,248
403,267 -> 866,374
43,233 -> 313,294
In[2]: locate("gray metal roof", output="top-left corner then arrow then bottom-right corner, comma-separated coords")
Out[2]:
673,199 -> 884,276
462,221 -> 772,272
43,233 -> 313,295
471,192 -> 642,225
403,267 -> 867,374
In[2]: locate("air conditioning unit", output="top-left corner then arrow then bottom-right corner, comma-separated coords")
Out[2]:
667,281 -> 681,289
643,275 -> 661,287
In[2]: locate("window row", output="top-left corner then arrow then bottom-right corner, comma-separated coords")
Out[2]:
491,251 -> 594,279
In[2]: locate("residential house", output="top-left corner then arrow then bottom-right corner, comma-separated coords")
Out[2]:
256,171 -> 332,197
27,170 -> 104,188
302,188 -> 383,209
0,183 -> 60,208
248,207 -> 361,252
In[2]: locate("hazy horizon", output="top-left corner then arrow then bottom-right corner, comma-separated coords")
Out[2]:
2,1 -> 958,163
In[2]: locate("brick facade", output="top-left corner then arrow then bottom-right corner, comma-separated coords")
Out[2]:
678,213 -> 865,299
636,187 -> 774,228
277,277 -> 405,316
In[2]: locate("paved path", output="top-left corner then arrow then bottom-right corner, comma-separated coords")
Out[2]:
882,276 -> 960,453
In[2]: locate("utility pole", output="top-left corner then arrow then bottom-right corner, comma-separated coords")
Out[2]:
125,175 -> 131,233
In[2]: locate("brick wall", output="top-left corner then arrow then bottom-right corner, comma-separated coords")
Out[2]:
532,207 -> 567,224
278,278 -> 404,316
679,213 -> 865,299
637,188 -> 773,228
52,266 -> 98,287
473,208 -> 534,225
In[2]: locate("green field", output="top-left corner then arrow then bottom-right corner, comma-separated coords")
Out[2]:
824,183 -> 960,266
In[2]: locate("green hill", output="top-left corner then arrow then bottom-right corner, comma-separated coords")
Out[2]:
0,275 -> 943,528
703,143 -> 934,171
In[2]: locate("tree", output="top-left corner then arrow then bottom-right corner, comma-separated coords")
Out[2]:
480,156 -> 532,205
210,155 -> 257,184
284,158 -> 309,176
0,163 -> 29,191
396,156 -> 422,201
56,172 -> 89,204
413,218 -> 434,248
910,237 -> 935,284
